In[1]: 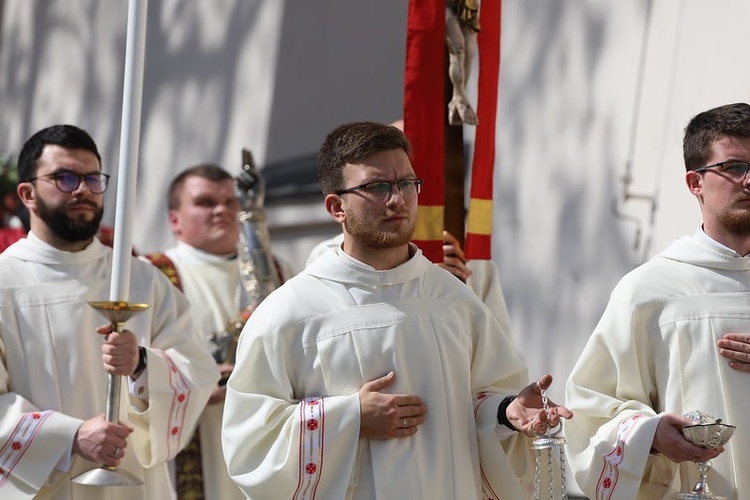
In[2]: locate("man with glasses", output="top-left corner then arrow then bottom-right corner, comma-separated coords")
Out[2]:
0,124 -> 219,498
566,103 -> 750,499
222,121 -> 572,498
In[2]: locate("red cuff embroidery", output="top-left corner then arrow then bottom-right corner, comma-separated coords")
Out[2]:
0,411 -> 53,487
293,397 -> 325,500
158,349 -> 191,458
596,414 -> 645,499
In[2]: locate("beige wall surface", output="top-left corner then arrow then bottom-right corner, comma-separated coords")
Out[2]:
3,3 -> 750,494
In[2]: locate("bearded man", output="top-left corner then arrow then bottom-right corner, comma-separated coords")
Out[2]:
221,121 -> 572,499
0,124 -> 219,499
566,103 -> 750,499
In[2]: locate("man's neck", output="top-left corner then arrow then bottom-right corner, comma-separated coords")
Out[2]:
702,224 -> 750,256
30,223 -> 92,252
342,240 -> 412,270
176,240 -> 237,260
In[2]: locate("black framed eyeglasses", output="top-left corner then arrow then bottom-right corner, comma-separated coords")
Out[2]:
27,171 -> 110,194
335,178 -> 423,201
694,161 -> 750,181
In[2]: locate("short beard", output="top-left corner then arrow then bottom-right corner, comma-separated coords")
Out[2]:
721,210 -> 750,236
344,213 -> 414,250
36,196 -> 103,243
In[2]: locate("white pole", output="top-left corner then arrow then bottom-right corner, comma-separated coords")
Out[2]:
110,0 -> 148,301
70,0 -> 150,487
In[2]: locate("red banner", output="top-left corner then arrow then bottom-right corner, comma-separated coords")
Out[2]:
465,0 -> 500,259
404,0 -> 500,262
404,0 -> 445,263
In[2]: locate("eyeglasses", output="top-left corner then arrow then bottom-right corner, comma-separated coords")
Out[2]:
335,178 -> 423,201
28,171 -> 110,194
694,161 -> 750,181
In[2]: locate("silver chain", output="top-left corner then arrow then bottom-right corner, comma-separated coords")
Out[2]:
533,388 -> 568,500
560,443 -> 567,498
534,449 -> 542,500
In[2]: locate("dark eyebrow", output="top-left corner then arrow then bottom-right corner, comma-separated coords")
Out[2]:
49,169 -> 103,176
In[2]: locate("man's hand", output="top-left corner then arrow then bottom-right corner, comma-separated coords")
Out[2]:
717,333 -> 750,372
505,374 -> 574,437
437,230 -> 472,282
208,363 -> 234,405
359,371 -> 427,439
651,413 -> 723,463
97,324 -> 139,376
73,414 -> 133,467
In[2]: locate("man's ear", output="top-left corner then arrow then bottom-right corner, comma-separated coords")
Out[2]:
324,194 -> 346,223
16,182 -> 36,210
686,170 -> 703,198
168,209 -> 181,234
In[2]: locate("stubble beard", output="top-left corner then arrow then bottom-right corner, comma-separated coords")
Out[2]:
36,196 -> 103,242
344,211 -> 415,250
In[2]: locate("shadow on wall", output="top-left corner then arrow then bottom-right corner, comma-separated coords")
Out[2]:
494,0 -> 650,407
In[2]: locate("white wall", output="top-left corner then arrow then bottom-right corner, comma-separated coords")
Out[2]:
488,1 -> 750,409
3,4 -> 750,495
0,0 -> 406,264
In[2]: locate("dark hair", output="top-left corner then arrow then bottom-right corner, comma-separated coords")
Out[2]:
317,121 -> 412,194
683,103 -> 750,171
168,163 -> 233,210
17,124 -> 102,183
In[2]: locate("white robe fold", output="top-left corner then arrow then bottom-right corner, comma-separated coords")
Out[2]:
223,245 -> 531,499
163,242 -> 246,500
0,235 -> 219,499
565,230 -> 749,500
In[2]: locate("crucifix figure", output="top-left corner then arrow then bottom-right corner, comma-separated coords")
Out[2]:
445,0 -> 480,126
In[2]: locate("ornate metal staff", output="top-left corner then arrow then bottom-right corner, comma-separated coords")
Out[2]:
204,149 -> 281,365
72,0 -> 149,487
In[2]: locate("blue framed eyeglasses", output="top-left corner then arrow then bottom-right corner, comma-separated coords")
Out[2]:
28,171 -> 110,194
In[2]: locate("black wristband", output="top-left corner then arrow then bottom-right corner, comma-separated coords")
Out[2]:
496,395 -> 518,431
134,346 -> 148,375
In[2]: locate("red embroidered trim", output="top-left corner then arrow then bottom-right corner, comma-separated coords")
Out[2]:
0,411 -> 52,487
156,349 -> 192,458
293,397 -> 325,500
596,414 -> 644,499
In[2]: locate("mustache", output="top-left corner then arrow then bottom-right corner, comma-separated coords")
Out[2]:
66,199 -> 99,209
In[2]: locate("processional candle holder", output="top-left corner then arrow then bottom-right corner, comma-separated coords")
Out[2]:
71,301 -> 149,487
530,388 -> 568,500
674,411 -> 735,500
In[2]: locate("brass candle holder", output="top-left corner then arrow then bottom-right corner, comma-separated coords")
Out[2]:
71,301 -> 149,487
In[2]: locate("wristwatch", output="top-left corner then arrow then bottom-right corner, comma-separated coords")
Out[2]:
497,395 -> 518,431
135,346 -> 148,375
